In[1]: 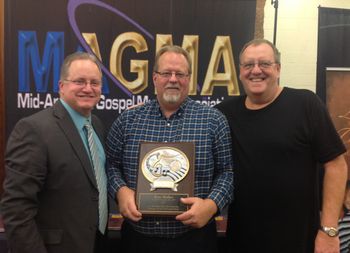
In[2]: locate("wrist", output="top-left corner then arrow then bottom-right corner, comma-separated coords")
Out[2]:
319,226 -> 339,237
204,198 -> 218,216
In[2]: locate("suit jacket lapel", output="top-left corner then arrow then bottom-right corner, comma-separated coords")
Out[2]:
53,101 -> 98,189
91,115 -> 105,148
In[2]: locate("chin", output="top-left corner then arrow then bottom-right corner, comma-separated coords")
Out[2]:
248,85 -> 267,93
163,94 -> 181,104
78,103 -> 96,110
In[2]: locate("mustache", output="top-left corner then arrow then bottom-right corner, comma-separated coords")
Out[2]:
164,83 -> 180,89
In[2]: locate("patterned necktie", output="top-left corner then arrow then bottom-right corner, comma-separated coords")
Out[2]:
84,122 -> 108,234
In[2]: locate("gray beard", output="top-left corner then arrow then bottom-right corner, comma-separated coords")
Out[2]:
163,93 -> 181,104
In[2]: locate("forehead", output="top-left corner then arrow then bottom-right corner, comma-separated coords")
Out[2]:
241,43 -> 275,61
158,52 -> 189,70
68,59 -> 101,76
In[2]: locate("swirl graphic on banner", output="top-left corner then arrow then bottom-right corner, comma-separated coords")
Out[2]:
67,0 -> 154,97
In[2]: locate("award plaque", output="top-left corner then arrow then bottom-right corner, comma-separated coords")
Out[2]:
136,142 -> 195,216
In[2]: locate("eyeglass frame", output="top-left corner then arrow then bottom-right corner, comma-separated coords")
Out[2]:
239,61 -> 279,71
64,79 -> 102,87
154,71 -> 190,80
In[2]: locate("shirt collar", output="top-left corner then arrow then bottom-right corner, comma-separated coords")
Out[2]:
154,97 -> 191,118
60,99 -> 91,130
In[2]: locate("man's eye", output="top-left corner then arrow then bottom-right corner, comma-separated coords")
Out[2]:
244,63 -> 254,69
90,80 -> 101,86
260,62 -> 271,68
175,73 -> 185,78
162,72 -> 172,77
75,80 -> 85,85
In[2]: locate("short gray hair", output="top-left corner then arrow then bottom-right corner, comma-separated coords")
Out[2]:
153,45 -> 192,74
239,39 -> 281,64
60,52 -> 102,80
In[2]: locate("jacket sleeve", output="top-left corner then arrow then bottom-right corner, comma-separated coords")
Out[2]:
1,118 -> 48,253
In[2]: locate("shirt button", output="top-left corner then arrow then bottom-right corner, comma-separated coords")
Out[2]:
164,140 -> 168,143
156,222 -> 159,225
167,123 -> 171,126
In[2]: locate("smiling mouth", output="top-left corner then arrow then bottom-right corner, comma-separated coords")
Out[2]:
78,95 -> 96,99
250,77 -> 265,82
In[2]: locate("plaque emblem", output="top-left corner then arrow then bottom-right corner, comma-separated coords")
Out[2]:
136,142 -> 195,215
141,147 -> 190,191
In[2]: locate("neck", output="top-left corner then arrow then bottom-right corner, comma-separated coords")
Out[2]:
60,98 -> 91,117
160,105 -> 178,119
158,100 -> 181,119
245,86 -> 283,110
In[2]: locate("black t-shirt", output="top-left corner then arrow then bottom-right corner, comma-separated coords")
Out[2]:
216,87 -> 346,253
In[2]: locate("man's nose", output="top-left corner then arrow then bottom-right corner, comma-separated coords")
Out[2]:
169,73 -> 178,82
251,63 -> 263,73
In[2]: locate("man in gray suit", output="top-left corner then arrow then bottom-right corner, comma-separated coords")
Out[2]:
1,52 -> 109,253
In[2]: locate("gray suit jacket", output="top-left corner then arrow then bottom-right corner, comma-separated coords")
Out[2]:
1,101 -> 106,253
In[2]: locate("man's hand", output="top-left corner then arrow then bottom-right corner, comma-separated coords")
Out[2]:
314,230 -> 340,253
175,197 -> 217,228
116,186 -> 142,222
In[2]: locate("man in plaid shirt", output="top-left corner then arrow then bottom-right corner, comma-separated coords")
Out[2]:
106,45 -> 233,253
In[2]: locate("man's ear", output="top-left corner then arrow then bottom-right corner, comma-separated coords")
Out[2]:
152,72 -> 157,82
58,80 -> 64,96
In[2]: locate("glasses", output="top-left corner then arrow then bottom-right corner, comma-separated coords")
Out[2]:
64,79 -> 102,87
155,71 -> 190,80
240,61 -> 278,70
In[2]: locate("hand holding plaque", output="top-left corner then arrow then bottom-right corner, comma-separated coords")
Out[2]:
136,142 -> 195,216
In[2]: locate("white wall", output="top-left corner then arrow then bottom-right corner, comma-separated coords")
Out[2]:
264,0 -> 350,91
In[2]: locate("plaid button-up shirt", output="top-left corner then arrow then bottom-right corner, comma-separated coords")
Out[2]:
106,97 -> 233,237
